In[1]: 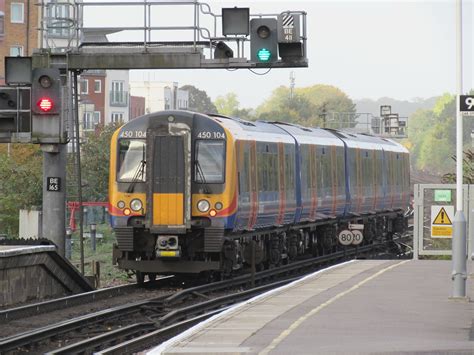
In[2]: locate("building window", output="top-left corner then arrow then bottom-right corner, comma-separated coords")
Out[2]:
93,111 -> 101,123
47,2 -> 71,37
0,11 -> 5,37
10,46 -> 23,56
94,80 -> 101,93
83,112 -> 94,131
110,81 -> 128,106
11,3 -> 24,24
111,112 -> 123,123
80,80 -> 88,94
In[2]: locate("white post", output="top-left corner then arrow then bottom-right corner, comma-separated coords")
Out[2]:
451,0 -> 467,299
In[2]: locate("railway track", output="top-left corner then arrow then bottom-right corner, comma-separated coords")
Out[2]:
0,237 -> 411,354
0,276 -> 173,322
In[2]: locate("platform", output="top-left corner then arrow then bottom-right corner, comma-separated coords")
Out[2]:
0,243 -> 93,307
152,259 -> 474,354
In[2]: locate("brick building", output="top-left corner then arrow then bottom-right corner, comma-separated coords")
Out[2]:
130,95 -> 146,120
0,0 -> 40,84
78,70 -> 106,130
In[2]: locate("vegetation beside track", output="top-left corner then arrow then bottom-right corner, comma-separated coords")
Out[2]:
70,224 -> 131,287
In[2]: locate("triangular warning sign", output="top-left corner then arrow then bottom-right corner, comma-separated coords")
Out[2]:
433,207 -> 452,225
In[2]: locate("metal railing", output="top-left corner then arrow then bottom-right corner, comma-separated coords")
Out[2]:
38,1 -> 307,61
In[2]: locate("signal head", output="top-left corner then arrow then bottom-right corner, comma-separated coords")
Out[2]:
257,25 -> 271,39
38,75 -> 53,89
36,98 -> 54,113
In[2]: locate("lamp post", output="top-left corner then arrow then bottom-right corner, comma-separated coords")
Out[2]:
451,0 -> 467,299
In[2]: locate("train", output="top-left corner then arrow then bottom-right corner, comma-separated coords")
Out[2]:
109,110 -> 410,282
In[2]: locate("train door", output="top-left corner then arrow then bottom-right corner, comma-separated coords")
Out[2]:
146,129 -> 191,233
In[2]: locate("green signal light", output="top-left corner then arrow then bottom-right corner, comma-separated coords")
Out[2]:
257,48 -> 272,62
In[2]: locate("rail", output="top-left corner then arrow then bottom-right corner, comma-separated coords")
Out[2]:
0,239 -> 408,353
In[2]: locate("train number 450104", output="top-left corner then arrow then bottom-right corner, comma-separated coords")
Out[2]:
197,131 -> 225,139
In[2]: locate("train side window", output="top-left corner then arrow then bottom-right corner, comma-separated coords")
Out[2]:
117,139 -> 146,182
195,140 -> 226,184
285,145 -> 295,200
240,150 -> 250,194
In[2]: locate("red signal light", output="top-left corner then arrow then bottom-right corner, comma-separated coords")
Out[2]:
37,97 -> 54,113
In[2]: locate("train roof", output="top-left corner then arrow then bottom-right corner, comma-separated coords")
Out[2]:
210,114 -> 408,154
118,111 -> 408,155
327,129 -> 408,153
209,114 -> 295,144
270,122 -> 344,147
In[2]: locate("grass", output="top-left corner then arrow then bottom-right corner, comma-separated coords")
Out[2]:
70,224 -> 132,287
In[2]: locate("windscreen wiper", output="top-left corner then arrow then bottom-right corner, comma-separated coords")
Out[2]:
194,159 -> 210,194
127,159 -> 146,193
127,144 -> 146,193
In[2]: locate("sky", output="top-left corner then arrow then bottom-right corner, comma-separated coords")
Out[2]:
84,0 -> 473,109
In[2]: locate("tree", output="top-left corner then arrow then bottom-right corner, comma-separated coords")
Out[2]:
77,124 -> 120,201
257,88 -> 321,126
405,91 -> 473,174
442,150 -> 474,184
180,85 -> 217,113
214,92 -> 254,120
215,92 -> 240,116
0,145 -> 43,236
256,84 -> 356,128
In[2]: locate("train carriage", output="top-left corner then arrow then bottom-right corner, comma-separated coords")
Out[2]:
109,110 -> 410,280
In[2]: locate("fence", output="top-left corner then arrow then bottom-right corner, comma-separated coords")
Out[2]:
413,184 -> 474,258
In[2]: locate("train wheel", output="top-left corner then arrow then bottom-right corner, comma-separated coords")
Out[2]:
148,273 -> 157,284
136,271 -> 145,285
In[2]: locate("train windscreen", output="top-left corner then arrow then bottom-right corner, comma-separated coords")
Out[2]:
194,140 -> 225,183
117,139 -> 146,182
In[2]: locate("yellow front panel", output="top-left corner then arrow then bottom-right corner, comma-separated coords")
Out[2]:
153,193 -> 184,225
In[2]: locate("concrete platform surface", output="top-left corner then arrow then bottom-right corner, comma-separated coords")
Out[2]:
151,259 -> 474,355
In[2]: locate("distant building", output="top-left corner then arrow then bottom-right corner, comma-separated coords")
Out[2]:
78,70 -> 106,131
104,70 -> 130,125
130,96 -> 146,120
0,0 -> 41,84
130,81 -> 189,114
80,30 -> 137,128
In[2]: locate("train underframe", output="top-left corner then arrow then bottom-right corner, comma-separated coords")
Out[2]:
113,210 -> 408,281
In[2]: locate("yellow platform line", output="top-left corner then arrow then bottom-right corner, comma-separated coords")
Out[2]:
259,260 -> 410,355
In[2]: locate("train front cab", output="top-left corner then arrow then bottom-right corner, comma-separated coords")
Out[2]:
110,111 -> 238,277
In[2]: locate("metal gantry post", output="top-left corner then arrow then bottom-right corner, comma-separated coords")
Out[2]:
452,0 -> 467,299
73,71 -> 85,275
41,144 -> 67,256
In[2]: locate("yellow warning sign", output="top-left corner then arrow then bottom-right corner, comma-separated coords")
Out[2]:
432,226 -> 452,237
431,205 -> 454,238
432,207 -> 452,225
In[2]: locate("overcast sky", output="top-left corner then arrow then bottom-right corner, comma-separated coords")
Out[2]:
86,0 -> 473,108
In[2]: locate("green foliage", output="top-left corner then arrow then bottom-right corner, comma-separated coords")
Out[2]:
406,90 -> 473,174
256,84 -> 356,128
71,224 -> 130,286
180,85 -> 217,113
0,145 -> 43,236
75,124 -> 120,202
214,92 -> 254,120
442,150 -> 474,184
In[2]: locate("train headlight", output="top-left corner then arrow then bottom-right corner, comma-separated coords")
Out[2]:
215,202 -> 223,210
197,199 -> 210,212
117,200 -> 125,209
130,199 -> 143,212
